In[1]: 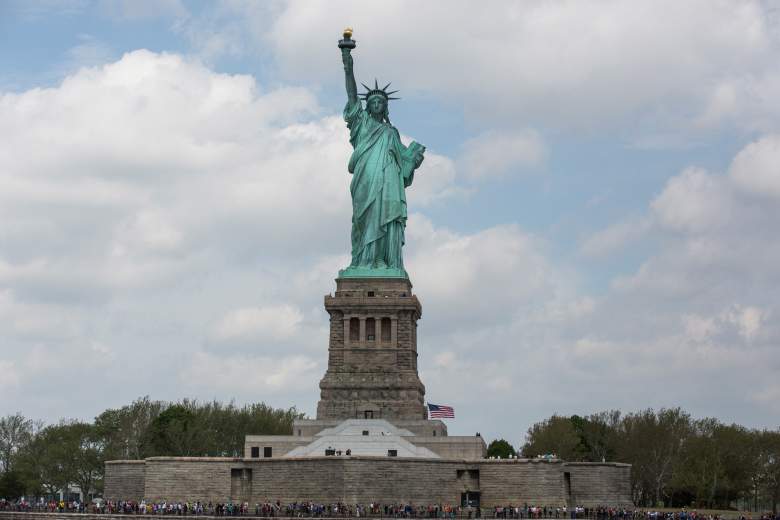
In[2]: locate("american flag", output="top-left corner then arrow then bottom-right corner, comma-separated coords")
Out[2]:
427,403 -> 455,418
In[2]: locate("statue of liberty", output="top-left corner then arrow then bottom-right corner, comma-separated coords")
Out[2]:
338,29 -> 426,279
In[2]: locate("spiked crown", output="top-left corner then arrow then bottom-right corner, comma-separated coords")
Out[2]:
360,79 -> 400,102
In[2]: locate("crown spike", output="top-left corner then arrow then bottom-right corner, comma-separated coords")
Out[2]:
383,82 -> 392,91
361,82 -> 371,91
374,78 -> 379,89
386,90 -> 399,96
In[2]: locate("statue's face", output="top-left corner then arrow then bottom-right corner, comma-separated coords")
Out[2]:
367,96 -> 386,116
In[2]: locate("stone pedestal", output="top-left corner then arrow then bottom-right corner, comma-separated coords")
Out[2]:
316,277 -> 427,421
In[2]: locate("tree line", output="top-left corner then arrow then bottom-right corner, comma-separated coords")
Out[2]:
3,401 -> 778,512
0,397 -> 302,501
487,408 -> 780,512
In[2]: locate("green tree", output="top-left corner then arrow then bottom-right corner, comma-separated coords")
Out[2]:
11,397 -> 304,498
0,412 -> 35,473
521,415 -> 583,460
141,405 -> 199,457
754,429 -> 780,514
580,410 -> 621,462
487,439 -> 516,459
0,470 -> 26,500
190,400 -> 302,456
16,425 -> 70,497
14,422 -> 104,500
138,399 -> 304,457
618,408 -> 693,507
95,396 -> 165,460
673,418 -> 742,508
521,412 -> 623,463
59,422 -> 104,500
712,423 -> 755,507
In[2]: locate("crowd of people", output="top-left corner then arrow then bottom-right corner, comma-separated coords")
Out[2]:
0,499 -> 90,513
486,507 -> 775,520
1,499 -> 778,520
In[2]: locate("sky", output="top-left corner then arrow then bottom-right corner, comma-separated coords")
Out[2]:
0,0 -> 779,446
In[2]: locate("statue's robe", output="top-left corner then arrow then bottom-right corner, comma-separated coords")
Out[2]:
344,99 -> 417,269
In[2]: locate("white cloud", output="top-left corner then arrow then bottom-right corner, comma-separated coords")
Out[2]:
407,215 -> 558,328
0,50 -> 342,300
2,45 -> 780,441
460,130 -> 546,180
683,314 -> 720,343
433,351 -> 456,368
0,360 -> 20,391
695,73 -> 780,133
115,209 -> 185,253
579,216 -> 652,258
729,134 -> 780,199
245,0 -> 780,136
212,304 -> 304,343
651,167 -> 734,233
683,305 -> 767,344
181,352 -> 319,395
724,305 -> 766,342
544,134 -> 780,433
405,151 -> 467,205
0,50 -> 461,421
572,338 -> 615,359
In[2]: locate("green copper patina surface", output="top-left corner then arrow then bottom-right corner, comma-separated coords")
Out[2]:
338,30 -> 425,279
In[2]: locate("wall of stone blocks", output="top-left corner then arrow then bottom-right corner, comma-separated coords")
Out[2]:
105,456 -> 632,508
290,419 -> 448,438
479,460 -> 567,506
141,458 -> 235,502
337,458 -> 472,504
249,457 -> 473,505
292,419 -> 340,437
392,420 -> 448,437
113,457 -> 479,504
413,437 -> 486,459
103,460 -> 145,501
565,463 -> 633,507
243,437 -> 310,458
249,458 -> 346,503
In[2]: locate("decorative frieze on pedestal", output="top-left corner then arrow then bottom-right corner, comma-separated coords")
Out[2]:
316,277 -> 427,421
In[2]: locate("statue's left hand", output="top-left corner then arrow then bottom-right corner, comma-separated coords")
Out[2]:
404,141 -> 425,169
413,149 -> 425,168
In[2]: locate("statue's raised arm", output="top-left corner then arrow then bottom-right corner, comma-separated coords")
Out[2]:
337,28 -> 425,280
339,28 -> 358,105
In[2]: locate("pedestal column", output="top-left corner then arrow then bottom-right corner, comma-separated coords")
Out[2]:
317,277 -> 426,421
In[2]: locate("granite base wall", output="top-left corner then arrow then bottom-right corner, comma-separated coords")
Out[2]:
565,463 -> 633,507
103,461 -> 145,502
250,457 -> 472,504
413,437 -> 487,460
243,437 -> 310,459
105,457 -> 632,508
480,460 -> 567,506
142,458 -> 234,502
